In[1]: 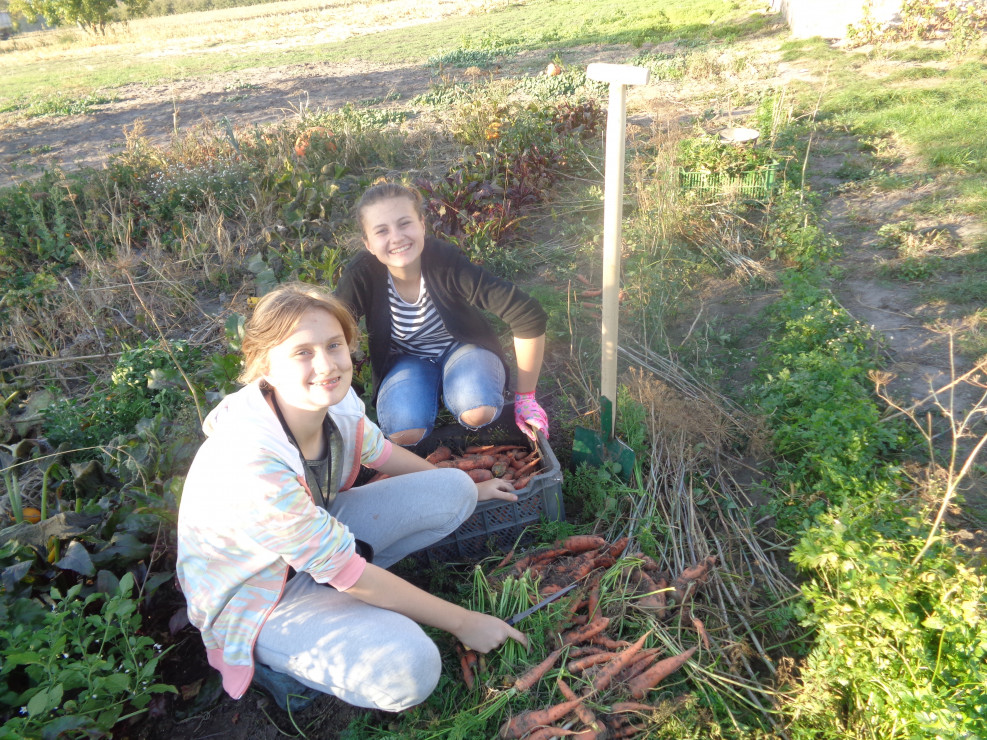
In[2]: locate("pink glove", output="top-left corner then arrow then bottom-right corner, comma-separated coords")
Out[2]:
514,392 -> 549,441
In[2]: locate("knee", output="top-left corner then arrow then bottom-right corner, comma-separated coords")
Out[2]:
374,639 -> 441,711
459,405 -> 497,429
388,428 -> 427,446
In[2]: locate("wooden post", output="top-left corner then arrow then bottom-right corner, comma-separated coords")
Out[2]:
586,63 -> 650,436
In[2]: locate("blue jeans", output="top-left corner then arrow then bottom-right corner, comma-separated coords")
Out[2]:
376,343 -> 506,441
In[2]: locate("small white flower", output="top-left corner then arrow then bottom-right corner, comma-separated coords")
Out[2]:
19,707 -> 27,715
154,643 -> 162,651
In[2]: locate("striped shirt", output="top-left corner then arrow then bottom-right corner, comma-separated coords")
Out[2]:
387,274 -> 454,358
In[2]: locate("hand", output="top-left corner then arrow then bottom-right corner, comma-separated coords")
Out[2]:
514,392 -> 549,441
455,611 -> 528,654
476,477 -> 518,502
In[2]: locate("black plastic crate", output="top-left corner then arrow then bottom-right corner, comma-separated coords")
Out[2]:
409,408 -> 564,564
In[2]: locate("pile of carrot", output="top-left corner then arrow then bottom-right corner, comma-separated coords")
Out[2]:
481,537 -> 717,739
425,443 -> 545,490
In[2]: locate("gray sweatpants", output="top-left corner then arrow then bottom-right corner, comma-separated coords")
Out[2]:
254,468 -> 477,711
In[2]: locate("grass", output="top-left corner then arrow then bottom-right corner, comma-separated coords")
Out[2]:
781,44 -> 987,212
0,0 -> 767,110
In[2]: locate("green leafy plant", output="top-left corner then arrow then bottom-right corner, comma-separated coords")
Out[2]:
0,572 -> 176,737
42,339 -> 204,456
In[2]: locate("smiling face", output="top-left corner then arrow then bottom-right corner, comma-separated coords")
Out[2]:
262,307 -> 353,413
360,195 -> 427,275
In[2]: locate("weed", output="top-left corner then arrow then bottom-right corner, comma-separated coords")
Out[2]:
0,572 -> 176,736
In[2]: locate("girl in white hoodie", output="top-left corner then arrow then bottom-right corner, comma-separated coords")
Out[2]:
177,283 -> 526,712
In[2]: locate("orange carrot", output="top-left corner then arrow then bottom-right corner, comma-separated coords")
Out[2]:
513,475 -> 533,490
607,537 -> 629,559
588,635 -> 630,650
609,722 -> 647,738
627,646 -> 697,699
615,648 -> 660,683
514,455 -> 542,478
568,645 -> 605,658
557,677 -> 601,732
498,697 -> 586,739
575,273 -> 593,286
434,460 -> 455,468
567,651 -> 618,672
468,468 -> 493,482
493,548 -> 515,571
557,535 -> 608,554
563,551 -> 602,581
567,614 -> 589,627
692,617 -> 711,650
491,460 -> 510,477
580,288 -> 603,298
514,647 -> 564,693
587,580 -> 602,621
590,630 -> 651,694
672,556 -> 717,603
425,445 -> 453,463
458,646 -> 478,690
562,616 -> 610,646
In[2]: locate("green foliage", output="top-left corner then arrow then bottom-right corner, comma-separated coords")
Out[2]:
763,186 -> 841,267
753,273 -> 904,508
24,91 -> 115,118
42,339 -> 203,455
846,0 -> 987,54
752,265 -> 985,738
790,502 -> 987,739
10,0 -> 149,33
0,572 -> 176,737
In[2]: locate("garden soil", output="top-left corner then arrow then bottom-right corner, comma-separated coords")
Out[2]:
2,5 -> 985,737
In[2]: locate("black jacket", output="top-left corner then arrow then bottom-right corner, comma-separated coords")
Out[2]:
335,237 -> 547,402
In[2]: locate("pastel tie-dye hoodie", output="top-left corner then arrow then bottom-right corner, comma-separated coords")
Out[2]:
176,381 -> 392,699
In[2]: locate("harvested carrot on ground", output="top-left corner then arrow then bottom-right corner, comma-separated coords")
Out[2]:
588,635 -> 630,650
498,696 -> 586,739
586,580 -> 601,620
627,645 -> 697,699
609,721 -> 647,738
692,617 -> 711,649
557,677 -> 602,734
565,551 -> 602,581
606,537 -> 629,559
513,647 -> 564,693
615,648 -> 660,683
557,535 -> 608,554
562,616 -> 610,646
567,651 -> 618,672
672,556 -> 717,603
425,445 -> 453,463
568,645 -> 605,658
589,630 -> 651,694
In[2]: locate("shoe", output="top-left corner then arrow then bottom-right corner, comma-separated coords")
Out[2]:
252,662 -> 321,713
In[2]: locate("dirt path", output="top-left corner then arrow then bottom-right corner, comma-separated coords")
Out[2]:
0,60 -> 439,182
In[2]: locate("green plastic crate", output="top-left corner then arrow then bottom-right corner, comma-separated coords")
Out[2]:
678,160 -> 779,200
